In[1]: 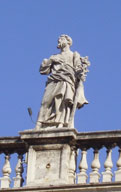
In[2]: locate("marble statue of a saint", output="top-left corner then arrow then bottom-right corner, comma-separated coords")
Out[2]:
35,34 -> 90,129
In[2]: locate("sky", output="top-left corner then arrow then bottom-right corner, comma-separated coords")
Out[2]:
0,0 -> 121,137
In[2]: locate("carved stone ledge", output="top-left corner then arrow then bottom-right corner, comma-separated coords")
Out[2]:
0,183 -> 121,192
0,137 -> 27,154
19,128 -> 77,145
76,130 -> 121,149
20,128 -> 78,187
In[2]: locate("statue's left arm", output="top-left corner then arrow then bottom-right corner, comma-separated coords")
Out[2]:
68,52 -> 90,127
73,51 -> 90,82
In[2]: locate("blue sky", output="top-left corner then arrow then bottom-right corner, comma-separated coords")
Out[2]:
0,0 -> 121,136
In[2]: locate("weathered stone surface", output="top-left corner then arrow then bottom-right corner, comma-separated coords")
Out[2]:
0,183 -> 121,192
1,130 -> 121,189
115,170 -> 121,182
0,177 -> 11,189
35,34 -> 90,129
20,128 -> 77,186
0,137 -> 26,153
20,128 -> 77,145
26,144 -> 73,186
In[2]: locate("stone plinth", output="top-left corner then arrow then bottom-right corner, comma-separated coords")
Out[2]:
20,128 -> 77,186
0,177 -> 11,189
1,183 -> 121,192
115,170 -> 121,182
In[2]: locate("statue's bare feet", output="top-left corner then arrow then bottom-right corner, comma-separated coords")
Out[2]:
35,122 -> 42,130
57,123 -> 63,128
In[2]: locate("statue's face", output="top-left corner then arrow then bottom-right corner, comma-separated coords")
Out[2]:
57,36 -> 68,49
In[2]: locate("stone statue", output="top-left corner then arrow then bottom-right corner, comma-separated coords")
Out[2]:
35,34 -> 90,129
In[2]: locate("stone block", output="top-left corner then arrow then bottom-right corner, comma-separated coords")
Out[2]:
115,170 -> 121,182
102,171 -> 113,182
20,128 -> 77,186
90,171 -> 100,183
77,172 -> 88,184
26,144 -> 71,186
0,177 -> 11,188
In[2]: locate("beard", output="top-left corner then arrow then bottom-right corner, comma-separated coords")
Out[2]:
57,42 -> 67,49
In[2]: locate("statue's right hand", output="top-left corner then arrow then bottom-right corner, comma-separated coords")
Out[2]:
41,58 -> 52,67
42,58 -> 48,64
39,58 -> 52,74
39,58 -> 49,72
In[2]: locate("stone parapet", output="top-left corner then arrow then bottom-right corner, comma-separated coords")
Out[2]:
0,129 -> 121,189
20,128 -> 77,186
0,182 -> 121,192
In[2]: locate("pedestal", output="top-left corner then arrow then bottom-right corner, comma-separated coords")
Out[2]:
0,177 -> 11,188
90,171 -> 100,183
20,128 -> 77,186
13,177 -> 23,188
77,172 -> 88,184
115,170 -> 121,182
102,171 -> 113,182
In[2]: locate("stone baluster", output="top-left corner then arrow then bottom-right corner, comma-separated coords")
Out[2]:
13,154 -> 24,187
0,154 -> 11,188
77,149 -> 88,184
102,148 -> 113,182
69,147 -> 77,184
115,148 -> 121,181
90,149 -> 101,183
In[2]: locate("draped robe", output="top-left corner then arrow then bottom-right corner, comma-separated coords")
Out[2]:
37,51 -> 88,126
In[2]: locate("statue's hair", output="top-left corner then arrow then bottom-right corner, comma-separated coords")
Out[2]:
59,34 -> 72,46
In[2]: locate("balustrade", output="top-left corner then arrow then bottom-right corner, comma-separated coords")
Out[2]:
0,137 -> 27,189
0,130 -> 121,190
77,130 -> 121,184
13,154 -> 24,187
90,149 -> 101,183
77,149 -> 88,184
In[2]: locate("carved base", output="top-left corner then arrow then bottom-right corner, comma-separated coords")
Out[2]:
115,170 -> 121,182
102,171 -> 113,182
77,172 -> 88,184
13,177 -> 23,188
26,144 -> 72,186
20,128 -> 77,186
0,177 -> 11,188
69,170 -> 76,184
90,171 -> 100,183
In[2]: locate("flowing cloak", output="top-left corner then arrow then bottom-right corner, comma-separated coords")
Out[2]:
37,51 -> 88,125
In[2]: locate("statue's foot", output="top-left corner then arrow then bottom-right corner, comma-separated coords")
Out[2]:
35,122 -> 42,130
57,123 -> 63,128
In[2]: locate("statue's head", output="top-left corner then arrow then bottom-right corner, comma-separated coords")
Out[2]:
57,34 -> 72,49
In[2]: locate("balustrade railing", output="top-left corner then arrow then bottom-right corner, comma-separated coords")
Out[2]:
76,130 -> 121,184
0,137 -> 27,189
0,130 -> 121,190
